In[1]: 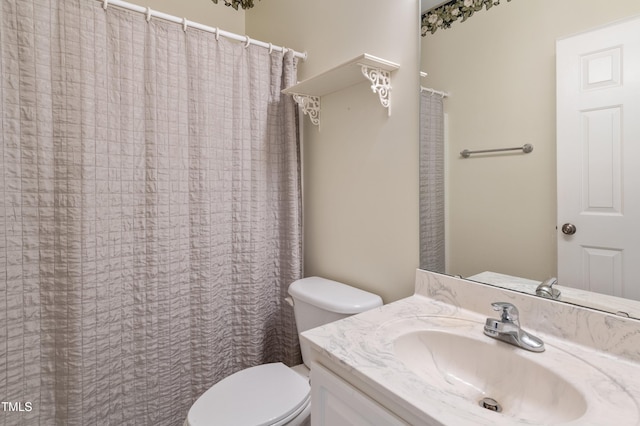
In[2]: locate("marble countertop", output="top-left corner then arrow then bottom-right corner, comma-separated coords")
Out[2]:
301,271 -> 640,426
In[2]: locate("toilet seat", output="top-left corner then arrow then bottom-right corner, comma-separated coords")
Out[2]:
187,363 -> 310,426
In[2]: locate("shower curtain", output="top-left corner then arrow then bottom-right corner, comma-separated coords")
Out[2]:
419,92 -> 445,273
0,1 -> 301,425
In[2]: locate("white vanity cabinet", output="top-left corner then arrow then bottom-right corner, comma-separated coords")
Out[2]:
310,362 -> 407,426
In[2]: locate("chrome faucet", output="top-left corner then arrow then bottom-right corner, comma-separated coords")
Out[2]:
483,302 -> 545,352
536,277 -> 561,299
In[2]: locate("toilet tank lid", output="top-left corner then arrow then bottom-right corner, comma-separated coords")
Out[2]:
288,277 -> 383,314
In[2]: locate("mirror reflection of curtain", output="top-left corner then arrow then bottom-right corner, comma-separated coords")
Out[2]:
0,1 -> 301,424
419,92 -> 445,273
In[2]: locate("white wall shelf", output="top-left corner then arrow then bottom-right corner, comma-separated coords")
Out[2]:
282,53 -> 400,127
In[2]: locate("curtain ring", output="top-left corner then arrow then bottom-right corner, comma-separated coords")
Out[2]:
182,17 -> 188,32
215,27 -> 220,41
268,43 -> 273,54
145,7 -> 152,22
244,36 -> 251,48
282,46 -> 288,55
102,0 -> 108,10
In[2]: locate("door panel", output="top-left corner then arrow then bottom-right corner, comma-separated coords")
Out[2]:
557,16 -> 640,300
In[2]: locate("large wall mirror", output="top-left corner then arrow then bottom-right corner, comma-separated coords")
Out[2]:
419,0 -> 640,318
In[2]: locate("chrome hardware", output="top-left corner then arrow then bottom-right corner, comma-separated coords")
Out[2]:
492,302 -> 519,324
536,277 -> 561,300
484,302 -> 544,352
479,397 -> 502,413
460,143 -> 533,158
561,223 -> 577,235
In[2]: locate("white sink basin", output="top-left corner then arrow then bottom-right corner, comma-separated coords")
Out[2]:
385,316 -> 638,425
395,329 -> 586,423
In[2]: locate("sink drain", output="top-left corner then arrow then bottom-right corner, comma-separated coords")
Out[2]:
479,397 -> 502,413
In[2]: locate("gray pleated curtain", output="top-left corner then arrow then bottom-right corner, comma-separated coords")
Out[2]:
419,91 -> 445,273
1,1 -> 302,425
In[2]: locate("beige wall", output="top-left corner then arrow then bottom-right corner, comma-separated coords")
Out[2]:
124,0 -> 245,33
248,0 -> 421,302
421,0 -> 640,281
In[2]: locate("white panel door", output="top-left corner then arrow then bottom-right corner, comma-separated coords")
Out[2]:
557,16 -> 640,300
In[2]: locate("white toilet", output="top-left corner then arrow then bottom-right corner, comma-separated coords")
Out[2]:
185,276 -> 383,426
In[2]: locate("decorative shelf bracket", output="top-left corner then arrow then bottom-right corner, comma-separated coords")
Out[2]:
360,65 -> 391,115
292,94 -> 320,126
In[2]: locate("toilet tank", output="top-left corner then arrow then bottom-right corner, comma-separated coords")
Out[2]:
288,276 -> 383,366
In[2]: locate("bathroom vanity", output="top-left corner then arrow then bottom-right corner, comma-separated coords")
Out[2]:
301,269 -> 640,425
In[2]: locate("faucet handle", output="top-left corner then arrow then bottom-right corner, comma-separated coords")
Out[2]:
491,302 -> 519,324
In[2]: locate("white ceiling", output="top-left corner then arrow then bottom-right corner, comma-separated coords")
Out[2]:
421,0 -> 449,13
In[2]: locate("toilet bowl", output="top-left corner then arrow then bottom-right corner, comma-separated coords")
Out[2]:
185,277 -> 383,426
186,362 -> 311,426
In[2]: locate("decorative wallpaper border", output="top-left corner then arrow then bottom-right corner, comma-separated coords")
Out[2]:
422,0 -> 512,35
211,0 -> 259,10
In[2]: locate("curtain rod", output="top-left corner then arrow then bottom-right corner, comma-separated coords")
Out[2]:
421,86 -> 449,98
98,0 -> 307,60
